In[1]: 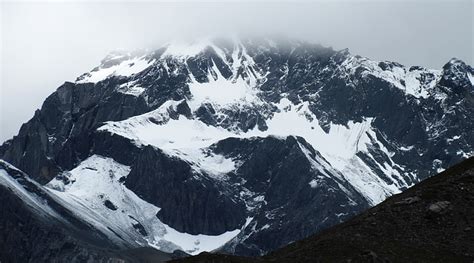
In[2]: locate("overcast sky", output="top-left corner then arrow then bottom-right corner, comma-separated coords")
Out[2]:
1,0 -> 473,142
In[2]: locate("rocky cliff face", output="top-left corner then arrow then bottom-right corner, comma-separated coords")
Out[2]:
262,157 -> 474,262
0,37 -> 472,257
171,157 -> 474,263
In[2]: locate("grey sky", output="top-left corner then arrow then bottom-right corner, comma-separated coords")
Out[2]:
1,1 -> 473,143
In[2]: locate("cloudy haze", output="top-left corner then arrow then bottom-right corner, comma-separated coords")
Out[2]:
1,0 -> 473,142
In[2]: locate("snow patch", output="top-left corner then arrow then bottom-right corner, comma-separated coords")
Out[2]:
100,97 -> 405,204
77,56 -> 154,84
46,155 -> 242,255
340,56 -> 440,99
118,81 -> 146,96
400,145 -> 414,151
186,60 -> 262,112
468,72 -> 474,85
447,135 -> 461,143
170,148 -> 237,180
161,223 -> 239,255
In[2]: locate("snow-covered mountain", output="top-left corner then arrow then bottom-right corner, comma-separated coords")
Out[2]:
1,37 -> 473,259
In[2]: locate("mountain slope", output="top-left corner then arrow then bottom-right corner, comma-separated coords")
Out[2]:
172,157 -> 474,262
0,160 -> 174,262
0,155 -> 247,257
0,37 -> 472,257
263,156 -> 474,262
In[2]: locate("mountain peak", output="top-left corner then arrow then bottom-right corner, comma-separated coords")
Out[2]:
440,57 -> 473,89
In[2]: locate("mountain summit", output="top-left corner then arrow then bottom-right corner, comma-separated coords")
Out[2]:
0,37 -> 472,259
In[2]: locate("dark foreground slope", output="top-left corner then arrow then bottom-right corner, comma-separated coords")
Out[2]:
173,157 -> 474,263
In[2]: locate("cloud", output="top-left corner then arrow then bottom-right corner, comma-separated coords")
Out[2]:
1,1 -> 472,142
